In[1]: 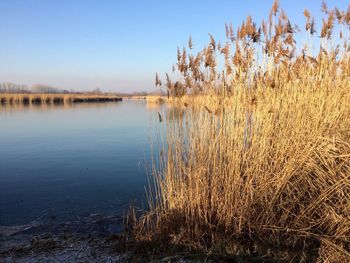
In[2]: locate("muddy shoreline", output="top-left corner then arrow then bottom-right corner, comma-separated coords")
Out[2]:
0,214 -> 204,263
0,213 -> 131,262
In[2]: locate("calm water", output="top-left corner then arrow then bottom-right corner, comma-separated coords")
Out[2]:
0,100 -> 159,226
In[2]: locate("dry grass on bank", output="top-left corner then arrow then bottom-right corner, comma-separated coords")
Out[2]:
130,1 -> 350,262
0,93 -> 122,105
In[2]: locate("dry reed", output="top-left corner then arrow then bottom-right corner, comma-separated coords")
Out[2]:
132,1 -> 350,262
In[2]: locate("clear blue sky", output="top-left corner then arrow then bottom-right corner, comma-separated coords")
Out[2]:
0,0 -> 348,92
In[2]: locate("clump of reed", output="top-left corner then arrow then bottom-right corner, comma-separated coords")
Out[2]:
146,95 -> 167,104
133,1 -> 350,262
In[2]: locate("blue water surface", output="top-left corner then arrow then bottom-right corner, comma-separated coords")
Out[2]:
0,100 -> 158,226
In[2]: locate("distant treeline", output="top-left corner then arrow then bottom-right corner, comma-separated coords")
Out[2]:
0,83 -> 30,93
0,83 -> 114,95
0,83 -> 72,94
0,82 -> 167,96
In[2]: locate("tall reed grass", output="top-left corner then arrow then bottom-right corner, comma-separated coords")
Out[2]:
132,1 -> 350,262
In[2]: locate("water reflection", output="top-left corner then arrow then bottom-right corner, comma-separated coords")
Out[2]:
147,102 -> 186,123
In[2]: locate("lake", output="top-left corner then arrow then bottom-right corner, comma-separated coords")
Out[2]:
0,100 -> 159,227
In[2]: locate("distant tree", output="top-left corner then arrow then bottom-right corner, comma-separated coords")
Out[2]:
91,88 -> 102,94
132,91 -> 148,96
31,84 -> 62,93
0,82 -> 29,93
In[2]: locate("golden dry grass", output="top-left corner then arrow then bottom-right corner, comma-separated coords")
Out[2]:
146,95 -> 168,104
131,1 -> 350,262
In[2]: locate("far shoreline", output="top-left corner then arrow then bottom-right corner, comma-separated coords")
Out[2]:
0,93 -> 123,106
